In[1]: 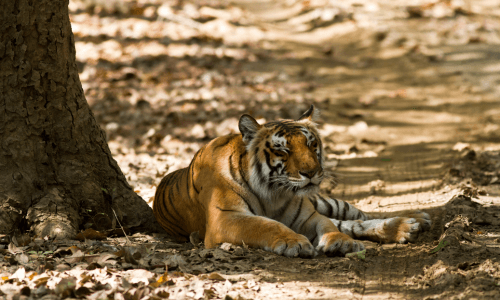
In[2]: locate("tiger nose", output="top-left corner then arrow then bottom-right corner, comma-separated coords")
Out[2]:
299,167 -> 321,179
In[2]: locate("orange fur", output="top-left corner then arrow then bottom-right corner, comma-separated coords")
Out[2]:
153,105 -> 430,257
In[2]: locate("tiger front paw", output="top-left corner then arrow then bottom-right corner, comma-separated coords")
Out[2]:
316,232 -> 365,256
265,234 -> 316,258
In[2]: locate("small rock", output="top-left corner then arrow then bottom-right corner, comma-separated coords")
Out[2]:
190,231 -> 202,246
56,264 -> 71,271
208,272 -> 225,281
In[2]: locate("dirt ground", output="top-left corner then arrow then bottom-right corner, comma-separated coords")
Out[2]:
2,0 -> 500,299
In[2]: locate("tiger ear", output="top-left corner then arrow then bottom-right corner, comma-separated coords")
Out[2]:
297,104 -> 319,122
239,114 -> 262,144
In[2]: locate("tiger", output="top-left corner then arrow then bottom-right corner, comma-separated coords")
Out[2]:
153,105 -> 431,257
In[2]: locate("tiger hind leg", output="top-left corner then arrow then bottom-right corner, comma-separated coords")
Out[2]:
367,210 -> 431,228
330,216 -> 429,244
310,194 -> 432,243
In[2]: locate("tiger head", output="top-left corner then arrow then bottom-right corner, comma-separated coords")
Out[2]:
239,105 -> 325,200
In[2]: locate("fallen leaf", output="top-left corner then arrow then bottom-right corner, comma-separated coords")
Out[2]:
8,243 -> 22,255
124,248 -> 139,265
219,243 -> 233,251
156,271 -> 169,284
165,254 -> 187,269
430,240 -> 449,254
28,272 -> 38,281
207,272 -> 225,281
16,253 -> 29,265
189,231 -> 202,246
10,267 -> 26,281
55,277 -> 77,298
346,249 -> 366,260
75,286 -> 92,298
156,290 -> 170,298
33,276 -> 49,288
204,289 -> 216,299
125,269 -> 154,285
12,234 -> 31,247
75,228 -> 108,241
97,253 -> 118,265
65,250 -> 85,264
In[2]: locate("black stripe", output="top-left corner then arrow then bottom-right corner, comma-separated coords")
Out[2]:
190,160 -> 200,194
239,157 -> 251,187
272,199 -> 291,219
289,198 -> 304,227
161,209 -> 186,235
332,198 -> 340,218
175,172 -> 182,197
167,171 -> 184,220
191,146 -> 206,194
197,146 -> 204,157
352,223 -> 359,239
341,201 -> 348,220
311,197 -> 318,210
157,192 -> 185,234
238,152 -> 255,195
344,203 -> 351,219
264,148 -> 282,181
319,195 -> 333,217
228,185 -> 256,215
254,148 -> 263,182
185,166 -> 193,202
237,151 -> 262,215
271,149 -> 285,156
263,149 -> 272,167
325,201 -> 333,218
302,211 -> 316,228
216,206 -> 237,212
310,232 -> 318,244
212,135 -> 233,151
355,210 -> 362,220
229,154 -> 242,185
167,183 -> 180,220
241,198 -> 256,215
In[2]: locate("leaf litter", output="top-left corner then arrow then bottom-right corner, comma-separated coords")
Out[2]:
3,0 -> 500,299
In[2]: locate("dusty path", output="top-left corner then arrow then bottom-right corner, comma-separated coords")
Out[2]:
1,1 -> 499,299
92,0 -> 500,298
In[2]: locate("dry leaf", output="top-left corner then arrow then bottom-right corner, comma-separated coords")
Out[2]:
8,243 -> 22,255
125,269 -> 154,285
34,276 -> 49,288
156,271 -> 169,284
124,248 -> 139,265
75,228 -> 108,241
189,231 -> 202,246
10,267 -> 26,281
65,250 -> 85,264
97,253 -> 118,265
55,277 -> 77,297
16,253 -> 29,265
219,243 -> 232,251
12,234 -> 31,247
207,272 -> 225,281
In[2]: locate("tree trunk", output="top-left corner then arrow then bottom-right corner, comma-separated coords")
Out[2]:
0,0 -> 162,238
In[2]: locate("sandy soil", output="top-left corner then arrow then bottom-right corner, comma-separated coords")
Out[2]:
80,0 -> 500,298
2,0 -> 500,299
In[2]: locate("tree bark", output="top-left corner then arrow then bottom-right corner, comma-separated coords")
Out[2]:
0,0 -> 162,238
